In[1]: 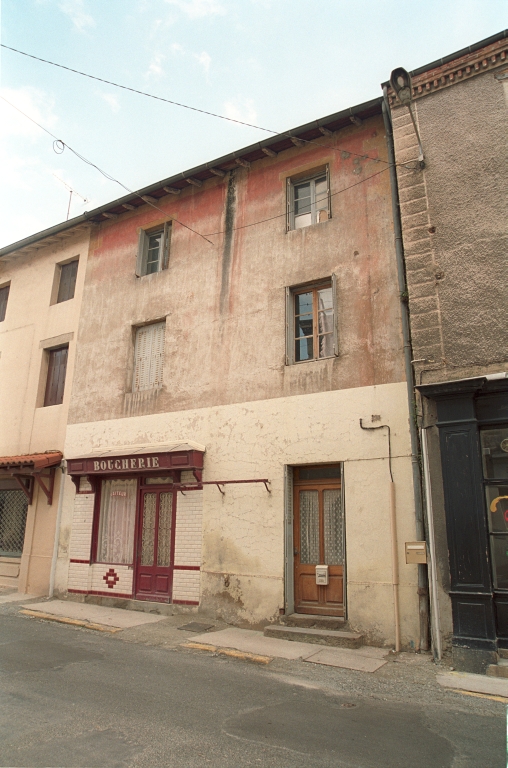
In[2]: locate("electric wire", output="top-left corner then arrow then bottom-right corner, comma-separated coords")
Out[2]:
0,95 -> 213,244
2,94 -> 392,242
1,43 -> 414,170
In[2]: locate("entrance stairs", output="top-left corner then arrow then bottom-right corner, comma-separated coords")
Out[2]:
264,613 -> 364,649
486,648 -> 508,678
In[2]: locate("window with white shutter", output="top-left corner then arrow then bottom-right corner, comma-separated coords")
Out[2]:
133,322 -> 165,392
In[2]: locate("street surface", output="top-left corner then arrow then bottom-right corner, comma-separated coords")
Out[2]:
0,606 -> 505,767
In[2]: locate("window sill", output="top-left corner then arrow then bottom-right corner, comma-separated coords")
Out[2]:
286,354 -> 338,366
287,218 -> 332,234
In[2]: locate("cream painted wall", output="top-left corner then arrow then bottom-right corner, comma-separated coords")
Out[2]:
61,380 -> 421,648
0,228 -> 90,593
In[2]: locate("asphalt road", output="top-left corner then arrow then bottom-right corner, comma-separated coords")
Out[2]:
0,612 -> 505,768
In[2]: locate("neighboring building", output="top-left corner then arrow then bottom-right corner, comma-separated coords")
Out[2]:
0,219 -> 90,595
386,31 -> 508,671
52,96 -> 425,650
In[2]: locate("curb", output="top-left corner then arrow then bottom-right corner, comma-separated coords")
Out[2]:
181,641 -> 272,664
19,609 -> 122,633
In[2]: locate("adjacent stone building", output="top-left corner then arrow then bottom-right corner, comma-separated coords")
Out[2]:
0,219 -> 90,595
386,30 -> 508,671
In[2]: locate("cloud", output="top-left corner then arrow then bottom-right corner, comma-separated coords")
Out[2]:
59,0 -> 95,31
100,93 -> 121,113
194,51 -> 211,75
170,42 -> 185,54
147,53 -> 166,78
164,0 -> 226,19
223,98 -> 257,126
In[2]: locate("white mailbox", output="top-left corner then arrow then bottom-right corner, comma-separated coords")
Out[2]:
315,565 -> 329,585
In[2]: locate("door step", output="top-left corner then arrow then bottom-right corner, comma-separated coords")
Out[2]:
486,659 -> 508,678
498,648 -> 508,660
264,624 -> 364,649
281,613 -> 346,631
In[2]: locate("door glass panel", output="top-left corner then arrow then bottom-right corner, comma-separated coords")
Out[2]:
141,493 -> 156,566
490,534 -> 508,590
481,428 -> 508,479
300,490 -> 319,564
157,492 -> 173,567
323,489 -> 344,565
486,485 -> 508,532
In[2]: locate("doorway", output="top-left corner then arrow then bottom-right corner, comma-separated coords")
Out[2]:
293,465 -> 344,616
135,487 -> 176,602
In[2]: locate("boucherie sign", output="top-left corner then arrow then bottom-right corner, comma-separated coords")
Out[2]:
67,449 -> 203,476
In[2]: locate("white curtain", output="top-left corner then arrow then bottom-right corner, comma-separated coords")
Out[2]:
97,479 -> 137,564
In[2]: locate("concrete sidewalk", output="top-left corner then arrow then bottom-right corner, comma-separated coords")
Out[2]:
21,599 -> 167,629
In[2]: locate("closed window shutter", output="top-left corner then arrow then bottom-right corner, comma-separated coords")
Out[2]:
285,286 -> 292,365
326,165 -> 331,221
150,322 -> 165,387
332,272 -> 339,356
135,230 -> 148,277
133,322 -> 165,391
286,178 -> 292,232
162,222 -> 171,270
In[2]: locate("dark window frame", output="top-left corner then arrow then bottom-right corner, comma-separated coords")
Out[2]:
56,259 -> 79,303
0,283 -> 10,322
44,345 -> 69,407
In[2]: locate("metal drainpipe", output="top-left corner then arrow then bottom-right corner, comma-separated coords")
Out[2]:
49,461 -> 66,598
382,90 -> 430,651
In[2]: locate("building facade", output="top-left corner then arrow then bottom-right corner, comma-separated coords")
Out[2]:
386,31 -> 508,671
50,97 -> 424,649
0,221 -> 90,595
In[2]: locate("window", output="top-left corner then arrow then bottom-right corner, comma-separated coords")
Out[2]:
0,489 -> 29,557
56,260 -> 79,303
96,478 -> 137,564
286,277 -> 338,364
287,168 -> 330,230
0,283 -> 10,322
44,345 -> 68,406
136,223 -> 171,277
133,322 -> 165,392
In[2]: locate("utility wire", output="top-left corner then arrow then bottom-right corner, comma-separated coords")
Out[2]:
1,43 -> 414,170
204,166 -> 390,237
1,95 -> 213,244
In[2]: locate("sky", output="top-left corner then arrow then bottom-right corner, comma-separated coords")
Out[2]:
1,0 -> 507,248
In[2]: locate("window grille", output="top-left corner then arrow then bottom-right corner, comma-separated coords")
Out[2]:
0,491 -> 28,557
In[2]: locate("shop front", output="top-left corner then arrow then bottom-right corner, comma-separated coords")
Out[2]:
66,444 -> 205,605
419,375 -> 508,672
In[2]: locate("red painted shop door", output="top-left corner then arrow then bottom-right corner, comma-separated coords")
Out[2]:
293,466 -> 345,616
135,489 -> 176,602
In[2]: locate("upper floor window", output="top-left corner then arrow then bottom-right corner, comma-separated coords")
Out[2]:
286,277 -> 338,364
136,223 -> 171,277
133,321 -> 165,392
56,259 -> 79,303
0,284 -> 10,322
287,168 -> 331,231
44,345 -> 68,406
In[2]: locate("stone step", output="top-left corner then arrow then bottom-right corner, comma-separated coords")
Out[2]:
281,613 -> 346,631
486,661 -> 508,678
498,648 -> 508,660
264,624 -> 364,649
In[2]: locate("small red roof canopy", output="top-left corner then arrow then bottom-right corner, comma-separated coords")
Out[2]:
0,451 -> 63,472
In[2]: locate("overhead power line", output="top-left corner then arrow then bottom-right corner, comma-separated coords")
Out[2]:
1,43 -> 413,170
1,95 -> 213,244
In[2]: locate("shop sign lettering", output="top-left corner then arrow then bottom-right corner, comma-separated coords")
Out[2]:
92,456 -> 160,472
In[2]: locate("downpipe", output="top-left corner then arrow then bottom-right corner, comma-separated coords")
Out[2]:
49,460 -> 66,598
382,91 -> 430,652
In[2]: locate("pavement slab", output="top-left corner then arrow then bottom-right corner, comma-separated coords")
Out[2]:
188,627 -> 390,671
437,671 -> 508,698
21,599 -> 166,629
303,647 -> 388,672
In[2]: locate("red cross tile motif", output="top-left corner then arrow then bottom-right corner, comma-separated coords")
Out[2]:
103,568 -> 119,589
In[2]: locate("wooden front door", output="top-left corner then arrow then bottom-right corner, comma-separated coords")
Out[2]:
293,467 -> 344,616
135,489 -> 176,602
